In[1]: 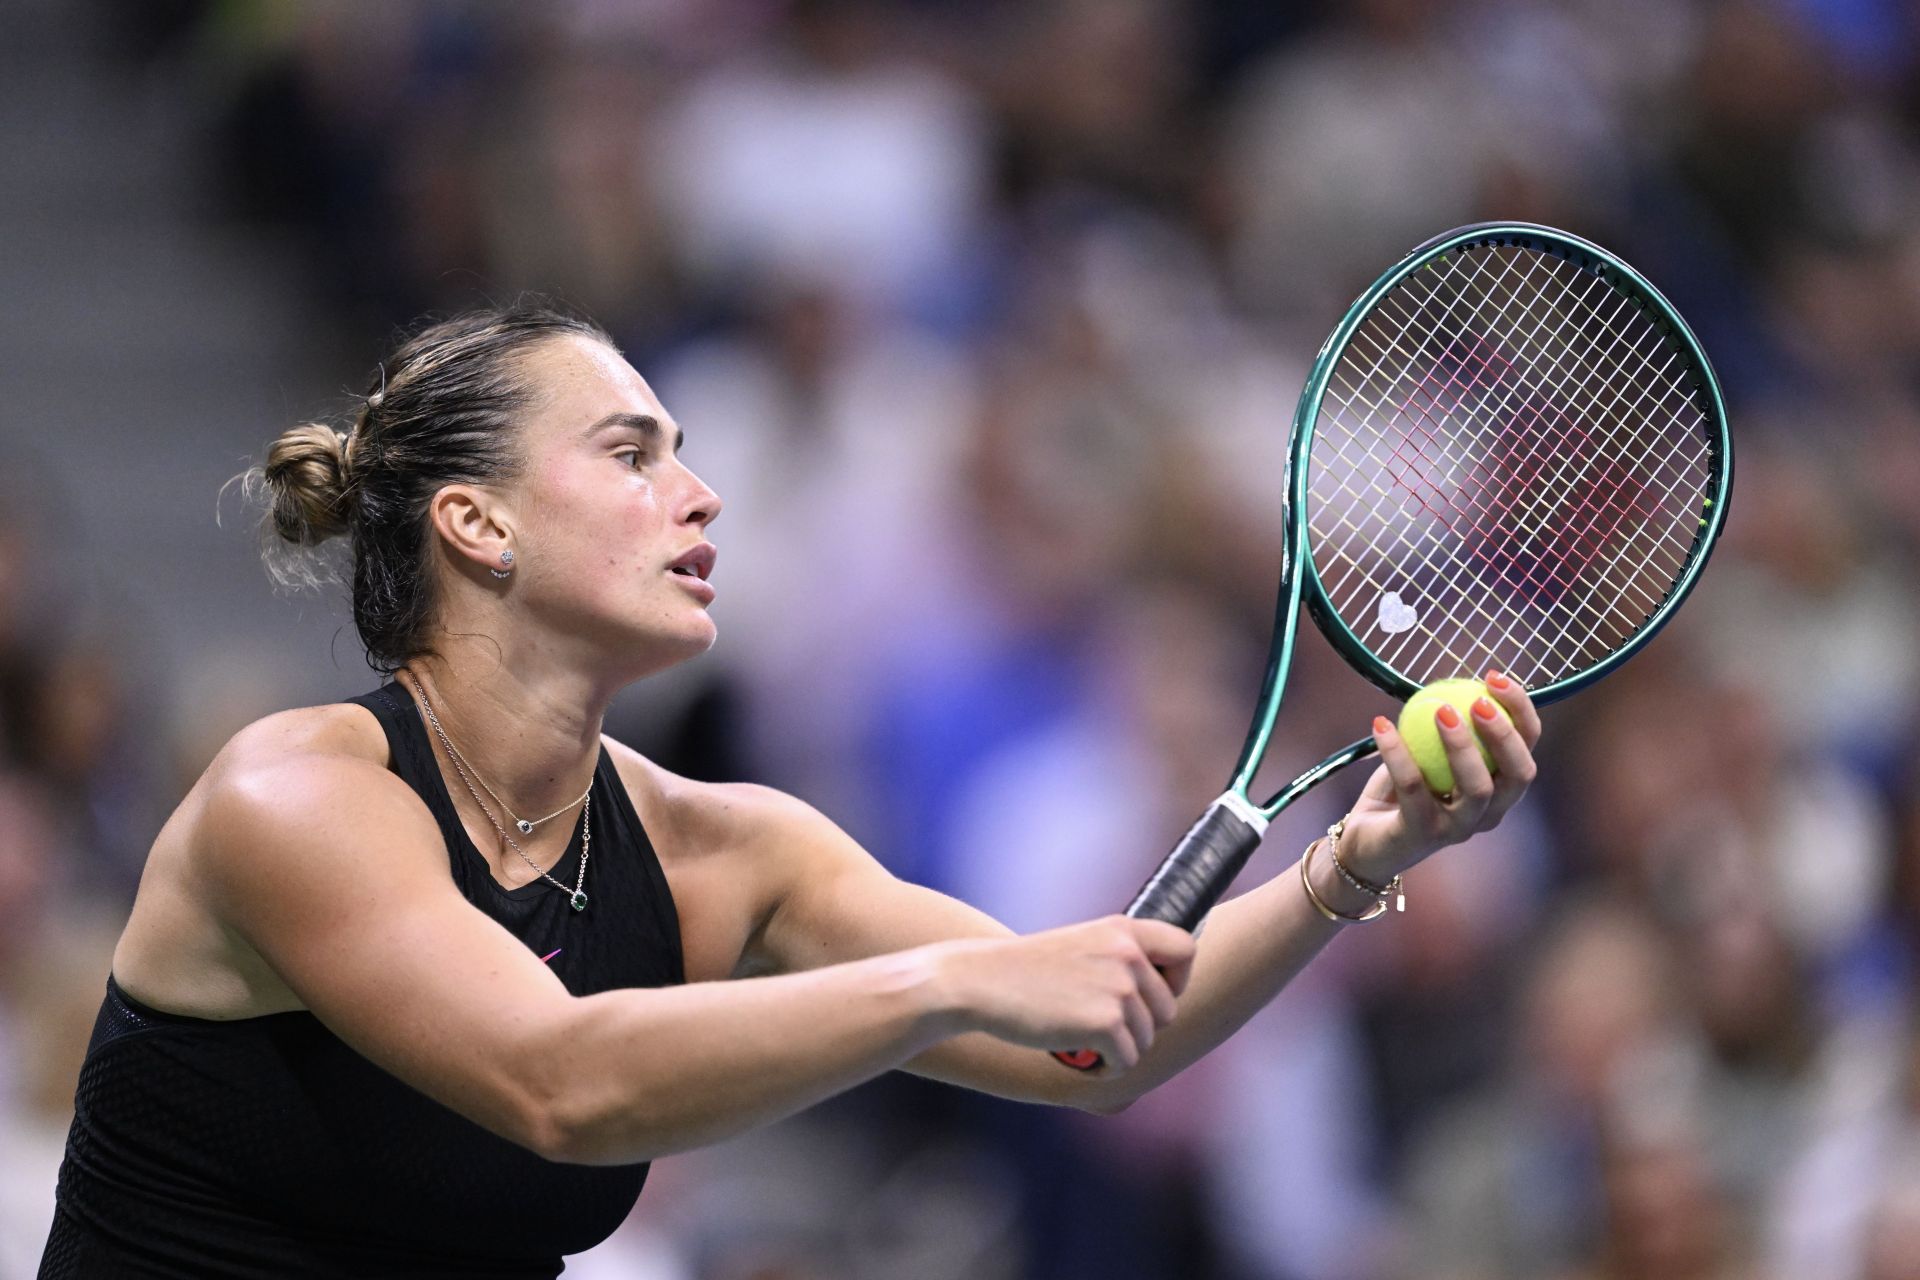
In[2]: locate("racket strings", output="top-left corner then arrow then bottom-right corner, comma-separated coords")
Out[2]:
1320,305 -> 1681,687
1373,253 -> 1701,577
1311,265 -> 1647,678
1306,244 -> 1714,688
1378,255 -> 1698,628
1418,249 -> 1711,548
1323,252 -> 1707,680
1443,255 -> 1712,667
1418,249 -> 1710,647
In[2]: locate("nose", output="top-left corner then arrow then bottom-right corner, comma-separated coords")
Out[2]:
680,464 -> 721,529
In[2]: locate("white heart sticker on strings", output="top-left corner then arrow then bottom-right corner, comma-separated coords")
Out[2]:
1377,591 -> 1419,635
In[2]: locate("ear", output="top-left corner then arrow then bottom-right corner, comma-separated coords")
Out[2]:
427,484 -> 517,575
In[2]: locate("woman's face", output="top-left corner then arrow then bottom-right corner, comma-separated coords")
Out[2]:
507,334 -> 723,674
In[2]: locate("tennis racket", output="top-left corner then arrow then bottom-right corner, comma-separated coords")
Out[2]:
1055,221 -> 1733,1070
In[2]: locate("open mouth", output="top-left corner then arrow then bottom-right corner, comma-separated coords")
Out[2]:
667,543 -> 717,582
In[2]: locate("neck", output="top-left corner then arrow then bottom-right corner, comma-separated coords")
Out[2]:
398,640 -> 613,818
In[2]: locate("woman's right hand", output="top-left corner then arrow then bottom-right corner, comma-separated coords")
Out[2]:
927,916 -> 1196,1072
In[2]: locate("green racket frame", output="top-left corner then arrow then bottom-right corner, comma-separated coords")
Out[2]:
1236,221 -> 1732,824
1056,222 -> 1732,1069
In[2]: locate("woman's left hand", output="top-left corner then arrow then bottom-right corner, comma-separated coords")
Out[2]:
1336,671 -> 1542,885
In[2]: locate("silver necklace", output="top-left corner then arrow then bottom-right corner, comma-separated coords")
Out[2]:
415,684 -> 593,912
427,717 -> 590,836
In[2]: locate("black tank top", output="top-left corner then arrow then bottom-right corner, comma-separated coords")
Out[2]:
39,683 -> 686,1279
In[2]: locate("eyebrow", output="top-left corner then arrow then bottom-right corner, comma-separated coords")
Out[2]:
583,411 -> 684,452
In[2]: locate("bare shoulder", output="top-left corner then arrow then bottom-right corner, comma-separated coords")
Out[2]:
187,701 -> 435,882
194,700 -> 435,853
214,700 -> 393,771
114,699 -> 440,1018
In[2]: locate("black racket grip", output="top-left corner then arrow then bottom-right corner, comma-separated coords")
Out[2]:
1124,801 -> 1266,931
1053,799 -> 1266,1072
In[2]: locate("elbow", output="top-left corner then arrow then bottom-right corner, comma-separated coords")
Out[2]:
504,1036 -> 610,1164
524,1089 -> 642,1165
502,1056 -> 585,1162
532,1078 -> 677,1166
503,1003 -> 643,1165
522,1079 -> 631,1166
519,1099 -> 581,1164
509,1002 -> 693,1166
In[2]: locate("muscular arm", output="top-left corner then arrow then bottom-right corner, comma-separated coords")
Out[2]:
196,742 -> 1181,1167
757,679 -> 1543,1112
751,792 -> 1343,1112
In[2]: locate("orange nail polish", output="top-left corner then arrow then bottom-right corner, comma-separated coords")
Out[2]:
1436,704 -> 1462,730
1373,715 -> 1392,736
1486,670 -> 1511,690
1473,697 -> 1498,722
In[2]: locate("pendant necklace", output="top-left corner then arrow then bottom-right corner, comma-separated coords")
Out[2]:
414,682 -> 593,912
426,710 -> 592,836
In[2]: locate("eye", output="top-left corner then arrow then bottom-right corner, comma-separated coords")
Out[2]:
615,448 -> 645,469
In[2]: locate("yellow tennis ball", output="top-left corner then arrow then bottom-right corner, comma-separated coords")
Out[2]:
1396,678 -> 1512,795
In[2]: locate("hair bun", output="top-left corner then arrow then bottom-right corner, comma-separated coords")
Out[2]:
262,423 -> 353,544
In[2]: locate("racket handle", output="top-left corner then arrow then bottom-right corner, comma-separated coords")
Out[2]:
1126,797 -> 1267,930
1053,797 -> 1267,1073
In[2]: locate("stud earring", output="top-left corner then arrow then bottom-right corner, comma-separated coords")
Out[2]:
490,549 -> 515,580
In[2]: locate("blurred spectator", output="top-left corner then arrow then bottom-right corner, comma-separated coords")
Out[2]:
656,0 -> 988,323
1397,896 -> 1691,1278
0,777 -> 57,982
1770,1003 -> 1920,1280
0,915 -> 117,1278
1225,0 -> 1506,319
1579,1099 -> 1750,1280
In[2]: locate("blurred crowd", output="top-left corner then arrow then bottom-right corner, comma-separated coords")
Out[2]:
7,0 -> 1920,1276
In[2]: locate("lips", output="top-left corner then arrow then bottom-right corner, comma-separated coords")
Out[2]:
667,543 -> 717,583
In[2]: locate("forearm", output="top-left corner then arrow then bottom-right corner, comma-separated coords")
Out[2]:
539,948 -> 959,1164
903,840 -> 1375,1113
1076,840 -> 1370,1109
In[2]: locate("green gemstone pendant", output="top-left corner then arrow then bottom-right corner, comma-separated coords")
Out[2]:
570,891 -> 589,912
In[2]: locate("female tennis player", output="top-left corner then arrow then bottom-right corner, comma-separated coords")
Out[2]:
40,304 -> 1539,1277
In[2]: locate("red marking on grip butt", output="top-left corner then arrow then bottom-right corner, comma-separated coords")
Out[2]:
1054,1048 -> 1103,1071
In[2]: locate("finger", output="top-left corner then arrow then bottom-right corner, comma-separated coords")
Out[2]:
1122,992 -> 1156,1058
1473,695 -> 1538,826
1132,953 -> 1180,1027
1434,702 -> 1494,826
1156,946 -> 1194,1000
1371,715 -> 1445,831
1101,1018 -> 1140,1071
1483,669 -> 1541,748
1357,759 -> 1397,804
1128,919 -> 1197,972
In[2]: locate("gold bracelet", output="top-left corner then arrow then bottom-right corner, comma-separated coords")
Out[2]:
1327,817 -> 1405,913
1299,838 -> 1389,924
